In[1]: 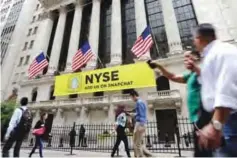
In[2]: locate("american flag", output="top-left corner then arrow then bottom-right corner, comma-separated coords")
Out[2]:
28,52 -> 48,79
131,26 -> 153,58
72,41 -> 94,72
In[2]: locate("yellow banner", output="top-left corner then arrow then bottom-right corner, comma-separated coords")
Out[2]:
54,62 -> 156,96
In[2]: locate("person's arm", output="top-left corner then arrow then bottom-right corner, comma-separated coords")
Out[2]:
136,102 -> 141,121
34,120 -> 41,129
5,109 -> 21,139
152,62 -> 186,83
212,52 -> 237,124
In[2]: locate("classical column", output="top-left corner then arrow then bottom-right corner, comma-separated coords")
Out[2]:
160,0 -> 182,55
35,12 -> 54,55
134,0 -> 151,60
48,7 -> 67,74
79,106 -> 89,124
53,108 -> 64,125
85,0 -> 101,70
107,104 -> 115,123
107,0 -> 122,66
65,1 -> 83,72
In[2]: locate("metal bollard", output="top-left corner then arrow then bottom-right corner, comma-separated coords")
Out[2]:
82,137 -> 88,147
164,133 -> 171,147
29,138 -> 34,146
58,137 -> 64,147
184,134 -> 189,147
47,135 -> 52,147
146,135 -> 152,147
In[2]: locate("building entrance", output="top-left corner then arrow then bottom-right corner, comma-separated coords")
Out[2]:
155,109 -> 177,143
44,114 -> 54,140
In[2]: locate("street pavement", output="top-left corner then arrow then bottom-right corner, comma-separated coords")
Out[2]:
4,149 -> 193,157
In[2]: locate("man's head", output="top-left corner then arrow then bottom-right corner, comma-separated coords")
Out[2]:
20,97 -> 28,106
184,50 -> 200,70
193,23 -> 217,52
129,90 -> 139,102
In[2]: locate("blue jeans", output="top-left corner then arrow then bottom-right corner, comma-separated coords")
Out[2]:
29,136 -> 43,157
215,113 -> 237,157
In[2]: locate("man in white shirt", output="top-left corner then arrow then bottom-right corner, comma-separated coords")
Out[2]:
192,23 -> 237,156
2,97 -> 29,157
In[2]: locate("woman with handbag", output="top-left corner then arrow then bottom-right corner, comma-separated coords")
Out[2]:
111,105 -> 131,157
29,113 -> 48,158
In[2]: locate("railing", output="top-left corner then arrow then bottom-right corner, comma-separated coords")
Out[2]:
111,94 -> 131,103
82,96 -> 109,105
20,117 -> 194,157
59,99 -> 81,106
147,90 -> 181,101
28,90 -> 182,109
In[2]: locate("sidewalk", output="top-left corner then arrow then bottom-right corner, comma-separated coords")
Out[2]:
11,149 -> 193,157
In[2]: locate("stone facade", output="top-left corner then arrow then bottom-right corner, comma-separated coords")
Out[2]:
2,0 -> 237,126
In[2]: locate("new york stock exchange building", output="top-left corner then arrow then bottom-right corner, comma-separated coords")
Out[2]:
6,0 -> 236,141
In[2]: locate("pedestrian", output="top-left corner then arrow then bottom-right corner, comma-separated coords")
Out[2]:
130,90 -> 152,157
147,52 -> 212,156
29,112 -> 48,158
192,23 -> 237,156
2,97 -> 32,157
69,122 -> 76,154
78,124 -> 85,147
111,105 -> 131,157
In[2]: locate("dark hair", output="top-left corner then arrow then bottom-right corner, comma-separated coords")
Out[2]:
115,105 -> 125,118
190,50 -> 201,60
195,23 -> 216,40
20,97 -> 28,106
40,112 -> 47,120
129,90 -> 139,97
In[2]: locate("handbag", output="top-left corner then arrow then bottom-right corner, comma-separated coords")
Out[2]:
32,127 -> 45,136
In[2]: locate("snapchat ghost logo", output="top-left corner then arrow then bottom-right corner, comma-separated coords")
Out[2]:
71,77 -> 79,89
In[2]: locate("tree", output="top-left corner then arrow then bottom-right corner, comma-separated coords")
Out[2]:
1,101 -> 16,141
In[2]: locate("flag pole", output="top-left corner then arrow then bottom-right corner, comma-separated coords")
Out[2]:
150,27 -> 161,58
86,34 -> 105,68
97,56 -> 105,68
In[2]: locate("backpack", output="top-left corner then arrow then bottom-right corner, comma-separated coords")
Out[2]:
15,108 -> 33,134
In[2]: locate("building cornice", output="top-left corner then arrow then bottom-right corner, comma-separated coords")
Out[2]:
19,75 -> 55,87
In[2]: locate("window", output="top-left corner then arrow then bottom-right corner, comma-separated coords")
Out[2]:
18,57 -> 23,66
29,40 -> 34,49
23,42 -> 28,50
27,28 -> 32,36
36,4 -> 39,11
173,0 -> 198,49
79,2 -> 92,49
49,85 -> 55,100
145,0 -> 169,59
12,73 -> 19,84
31,87 -> 38,102
33,26 -> 38,34
24,55 -> 30,65
98,1 -> 112,65
121,0 -> 136,64
32,16 -> 35,23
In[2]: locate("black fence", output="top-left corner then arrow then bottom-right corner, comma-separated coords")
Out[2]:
21,117 -> 194,156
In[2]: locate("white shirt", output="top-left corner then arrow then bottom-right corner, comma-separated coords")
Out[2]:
201,40 -> 237,112
5,106 -> 27,138
116,112 -> 127,127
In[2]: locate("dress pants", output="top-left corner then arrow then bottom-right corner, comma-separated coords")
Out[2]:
2,132 -> 24,157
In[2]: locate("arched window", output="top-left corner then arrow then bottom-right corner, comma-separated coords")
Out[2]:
49,85 -> 55,100
31,87 -> 38,102
156,76 -> 170,91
